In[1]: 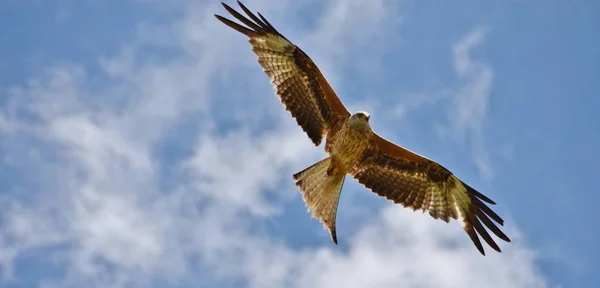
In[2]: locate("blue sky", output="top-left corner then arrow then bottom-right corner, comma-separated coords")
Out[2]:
0,0 -> 598,287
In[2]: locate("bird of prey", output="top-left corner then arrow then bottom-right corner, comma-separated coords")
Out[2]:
215,1 -> 511,255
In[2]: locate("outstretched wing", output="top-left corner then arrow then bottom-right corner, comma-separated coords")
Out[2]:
215,1 -> 350,146
350,133 -> 511,255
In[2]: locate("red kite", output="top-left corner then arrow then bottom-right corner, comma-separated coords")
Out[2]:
215,1 -> 510,255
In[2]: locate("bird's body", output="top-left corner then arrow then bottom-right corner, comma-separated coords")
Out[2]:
215,1 -> 511,255
292,112 -> 374,243
326,112 -> 373,175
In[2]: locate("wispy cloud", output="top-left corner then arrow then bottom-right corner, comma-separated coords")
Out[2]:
448,26 -> 495,178
383,26 -> 496,178
0,1 -> 545,288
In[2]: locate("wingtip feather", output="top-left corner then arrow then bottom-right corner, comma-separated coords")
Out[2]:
470,215 -> 502,253
464,181 -> 497,205
472,197 -> 505,226
465,225 -> 486,256
476,210 -> 511,243
331,228 -> 338,245
214,14 -> 256,36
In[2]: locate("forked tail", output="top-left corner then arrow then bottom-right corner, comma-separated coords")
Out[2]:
293,157 -> 345,244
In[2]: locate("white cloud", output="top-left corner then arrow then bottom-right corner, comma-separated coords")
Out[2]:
448,26 -> 495,178
291,207 -> 544,288
0,1 -> 546,288
385,27 -> 497,178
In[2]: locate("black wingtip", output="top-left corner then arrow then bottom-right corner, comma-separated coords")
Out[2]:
472,197 -> 505,226
221,1 -> 231,10
463,182 -> 497,205
476,209 -> 511,243
214,14 -> 225,23
237,0 -> 248,9
464,222 -> 486,255
471,215 -> 502,253
330,226 -> 338,245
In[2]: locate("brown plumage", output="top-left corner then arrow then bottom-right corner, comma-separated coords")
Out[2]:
215,1 -> 350,146
215,1 -> 511,255
351,134 -> 511,254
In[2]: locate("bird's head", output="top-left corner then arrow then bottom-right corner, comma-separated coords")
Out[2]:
349,111 -> 371,130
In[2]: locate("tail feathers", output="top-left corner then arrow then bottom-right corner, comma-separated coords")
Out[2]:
293,157 -> 345,244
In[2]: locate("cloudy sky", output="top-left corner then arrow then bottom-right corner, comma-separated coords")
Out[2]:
1,0 -> 598,287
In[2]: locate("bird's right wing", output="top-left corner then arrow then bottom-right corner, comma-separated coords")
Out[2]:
215,1 -> 351,146
349,132 -> 511,255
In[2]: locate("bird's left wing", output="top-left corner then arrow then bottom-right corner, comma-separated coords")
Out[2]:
349,133 -> 511,255
215,1 -> 351,146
